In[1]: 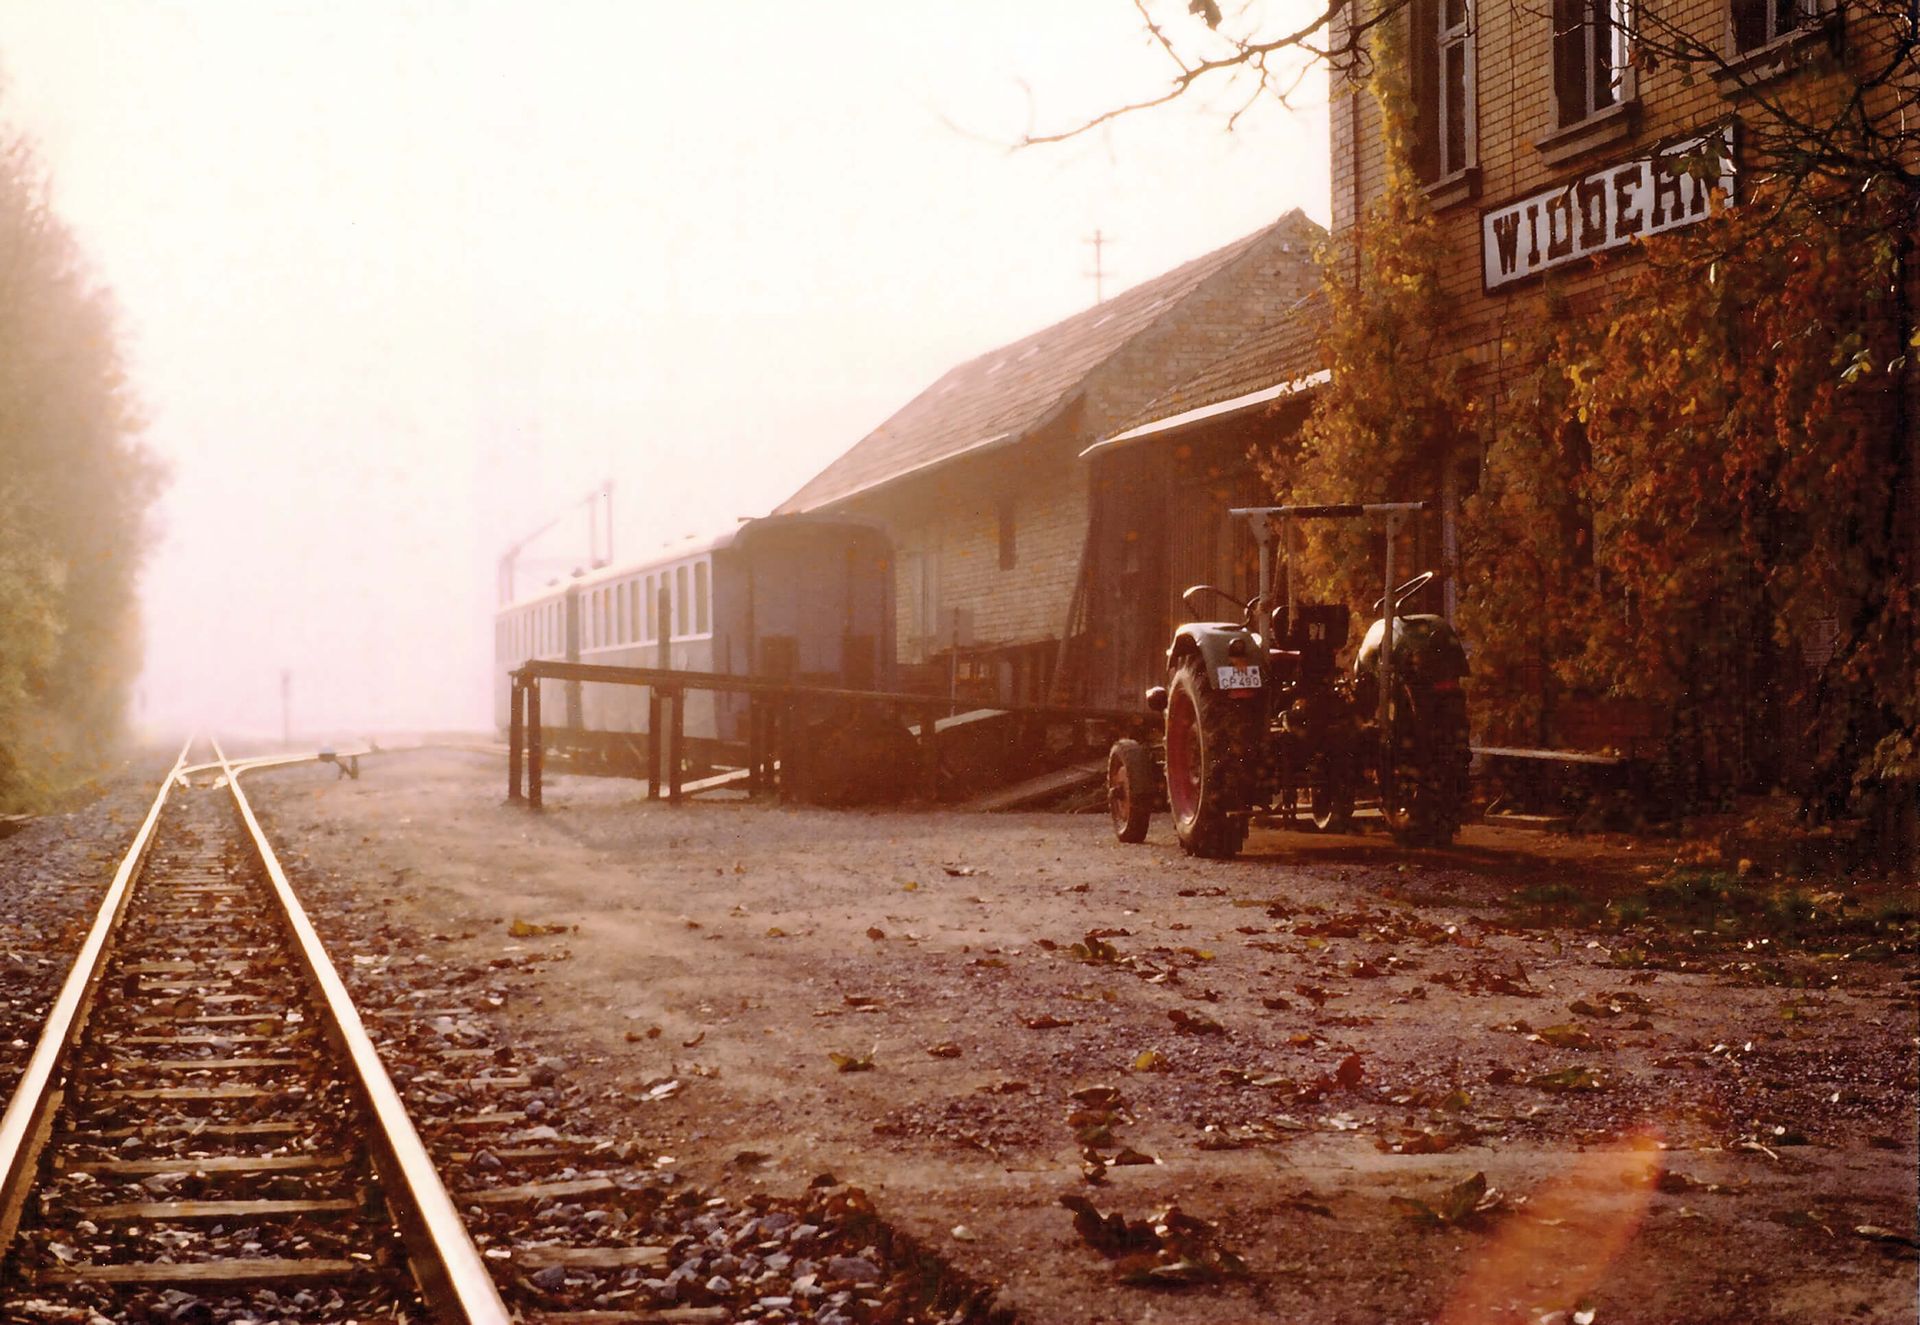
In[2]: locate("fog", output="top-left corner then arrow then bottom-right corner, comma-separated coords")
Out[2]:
0,3 -> 1329,743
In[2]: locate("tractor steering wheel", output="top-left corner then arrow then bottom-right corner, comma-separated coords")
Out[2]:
1371,570 -> 1435,615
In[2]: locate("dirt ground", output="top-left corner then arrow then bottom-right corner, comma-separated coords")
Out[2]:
251,748 -> 1918,1324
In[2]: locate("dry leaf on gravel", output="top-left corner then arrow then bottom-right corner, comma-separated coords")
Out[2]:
1168,1009 -> 1225,1036
1531,1023 -> 1597,1049
1529,1065 -> 1611,1091
1390,1171 -> 1504,1226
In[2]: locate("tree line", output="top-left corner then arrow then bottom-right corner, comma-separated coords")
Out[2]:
0,126 -> 160,811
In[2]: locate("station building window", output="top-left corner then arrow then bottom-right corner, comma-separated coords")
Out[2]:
675,566 -> 690,636
1731,0 -> 1810,50
1553,0 -> 1633,126
1411,0 -> 1476,182
694,561 -> 710,633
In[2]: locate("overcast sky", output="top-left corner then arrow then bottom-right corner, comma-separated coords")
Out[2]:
0,2 -> 1329,741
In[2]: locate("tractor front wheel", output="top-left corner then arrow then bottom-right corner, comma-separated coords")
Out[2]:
1107,738 -> 1155,844
1164,657 -> 1252,859
1308,749 -> 1356,833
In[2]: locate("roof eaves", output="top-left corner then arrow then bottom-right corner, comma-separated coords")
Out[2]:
795,430 -> 1016,513
1079,368 -> 1330,460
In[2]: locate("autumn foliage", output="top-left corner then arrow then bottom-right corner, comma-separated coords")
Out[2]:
1269,39 -> 1915,838
1466,179 -> 1914,820
1257,14 -> 1472,611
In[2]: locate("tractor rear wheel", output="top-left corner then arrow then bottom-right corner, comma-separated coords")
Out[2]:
1107,739 -> 1155,844
1164,657 -> 1252,859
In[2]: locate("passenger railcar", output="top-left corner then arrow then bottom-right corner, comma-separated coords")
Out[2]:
492,514 -> 895,766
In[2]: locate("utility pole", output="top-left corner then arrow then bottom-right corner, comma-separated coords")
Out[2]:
1084,229 -> 1115,304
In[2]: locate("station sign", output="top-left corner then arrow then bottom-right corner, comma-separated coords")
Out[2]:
1481,126 -> 1737,291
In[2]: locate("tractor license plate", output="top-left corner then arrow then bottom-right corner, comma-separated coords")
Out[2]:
1216,666 -> 1262,691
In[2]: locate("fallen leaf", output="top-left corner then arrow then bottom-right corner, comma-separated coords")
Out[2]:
1529,1065 -> 1611,1091
1060,1195 -> 1159,1256
1854,1224 -> 1919,1248
828,1051 -> 875,1073
866,926 -> 886,941
926,1041 -> 962,1058
1072,934 -> 1123,964
1334,1052 -> 1365,1088
1376,1128 -> 1459,1155
508,918 -> 570,937
1168,1009 -> 1225,1036
681,1030 -> 706,1048
1133,1050 -> 1169,1072
1532,1023 -> 1597,1050
1390,1171 -> 1503,1226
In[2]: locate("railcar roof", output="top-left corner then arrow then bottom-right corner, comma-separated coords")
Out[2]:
495,512 -> 885,614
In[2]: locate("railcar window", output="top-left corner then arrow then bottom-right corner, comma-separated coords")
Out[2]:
675,566 -> 690,636
616,582 -> 628,643
598,589 -> 609,648
629,581 -> 641,642
695,561 -> 710,634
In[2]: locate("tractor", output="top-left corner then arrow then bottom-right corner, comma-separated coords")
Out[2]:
1106,501 -> 1472,858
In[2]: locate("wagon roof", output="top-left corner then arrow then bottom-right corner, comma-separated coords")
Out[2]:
496,513 -> 887,613
776,211 -> 1320,513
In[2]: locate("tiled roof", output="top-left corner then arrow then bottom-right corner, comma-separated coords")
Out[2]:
778,213 -> 1316,513
1105,289 -> 1328,441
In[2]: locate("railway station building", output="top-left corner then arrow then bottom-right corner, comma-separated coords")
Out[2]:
1324,0 -> 1917,799
776,210 -> 1325,708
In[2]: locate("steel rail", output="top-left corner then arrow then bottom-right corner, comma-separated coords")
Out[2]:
213,739 -> 510,1324
0,737 -> 194,1258
178,744 -> 378,782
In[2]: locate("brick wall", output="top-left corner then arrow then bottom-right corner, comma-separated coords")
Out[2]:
1333,0 -> 1908,393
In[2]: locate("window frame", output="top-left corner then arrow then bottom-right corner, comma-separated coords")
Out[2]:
1555,0 -> 1634,128
1410,0 -> 1480,198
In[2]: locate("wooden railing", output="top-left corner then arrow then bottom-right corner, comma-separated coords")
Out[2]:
506,659 -> 1147,809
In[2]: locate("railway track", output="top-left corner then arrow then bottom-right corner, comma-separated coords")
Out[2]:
0,741 -> 509,1323
0,742 -> 996,1324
